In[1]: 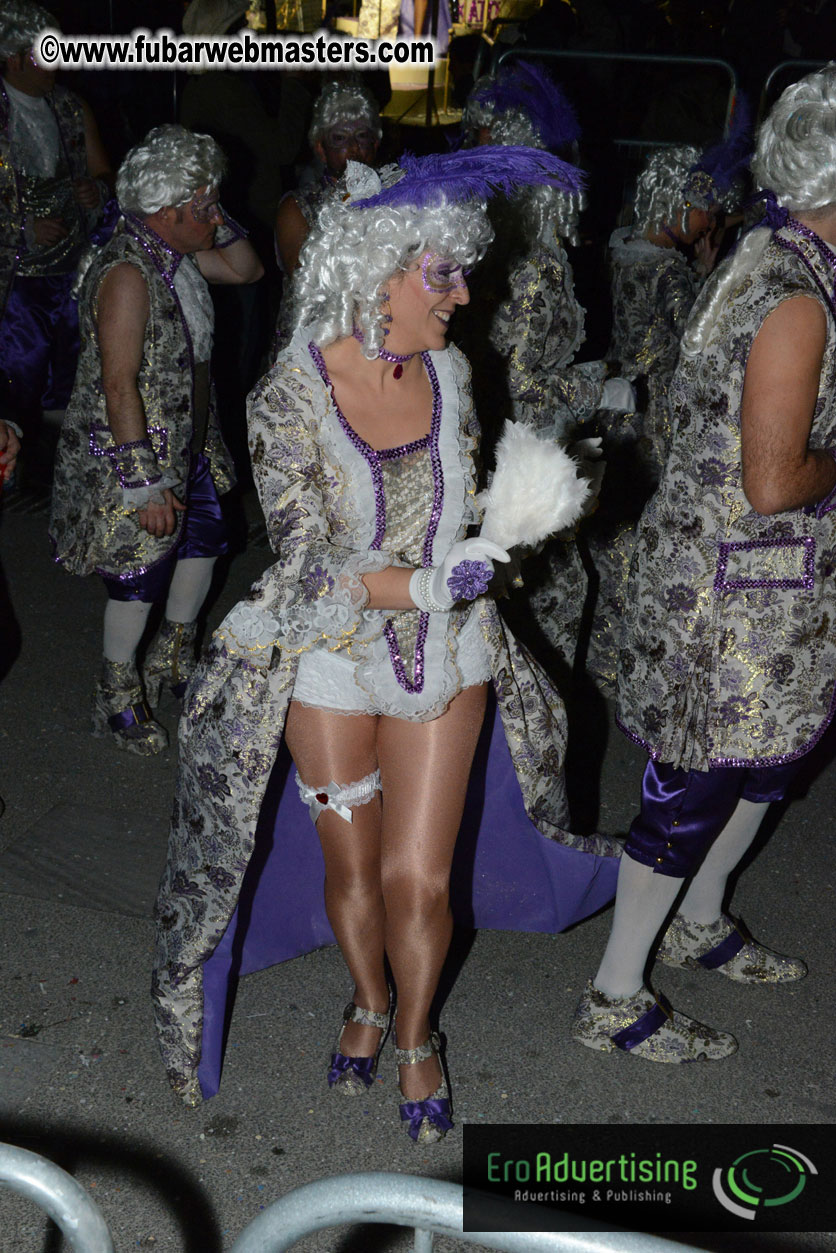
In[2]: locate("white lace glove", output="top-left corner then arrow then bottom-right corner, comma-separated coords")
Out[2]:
408,538 -> 512,612
600,377 -> 636,412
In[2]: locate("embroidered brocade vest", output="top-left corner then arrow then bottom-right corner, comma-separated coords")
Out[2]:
616,229 -> 836,771
0,82 -> 87,315
49,218 -> 235,579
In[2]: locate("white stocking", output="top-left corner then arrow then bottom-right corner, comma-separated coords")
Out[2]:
164,557 -> 216,624
678,798 -> 769,924
594,852 -> 682,997
103,599 -> 153,664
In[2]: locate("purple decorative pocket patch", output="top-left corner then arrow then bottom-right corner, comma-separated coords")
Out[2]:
714,536 -> 815,593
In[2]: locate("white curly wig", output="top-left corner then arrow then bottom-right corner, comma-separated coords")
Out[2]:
308,79 -> 382,148
116,124 -> 227,216
293,175 -> 492,355
683,64 -> 836,358
751,62 -> 836,213
0,0 -> 55,59
631,145 -> 701,236
462,76 -> 583,245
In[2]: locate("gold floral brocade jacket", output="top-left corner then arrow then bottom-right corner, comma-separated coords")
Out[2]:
616,228 -> 836,771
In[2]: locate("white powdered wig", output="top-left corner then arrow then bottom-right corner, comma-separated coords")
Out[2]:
116,124 -> 226,216
478,422 -> 590,550
631,145 -> 700,236
751,62 -> 836,213
308,79 -> 382,147
683,63 -> 836,358
0,0 -> 54,59
293,188 -> 493,355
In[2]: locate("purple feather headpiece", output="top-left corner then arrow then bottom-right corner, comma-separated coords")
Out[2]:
470,60 -> 581,152
350,145 -> 585,211
684,93 -> 752,208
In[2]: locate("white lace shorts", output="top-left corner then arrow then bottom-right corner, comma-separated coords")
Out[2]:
292,607 -> 491,719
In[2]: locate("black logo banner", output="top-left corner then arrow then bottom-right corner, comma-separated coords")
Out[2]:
463,1123 -> 835,1233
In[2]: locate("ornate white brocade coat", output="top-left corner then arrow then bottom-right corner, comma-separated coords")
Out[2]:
153,333 -> 618,1104
460,226 -> 605,673
616,227 -> 836,772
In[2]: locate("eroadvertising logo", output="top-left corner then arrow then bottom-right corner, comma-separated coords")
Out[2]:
462,1125 -> 833,1234
712,1142 -> 817,1220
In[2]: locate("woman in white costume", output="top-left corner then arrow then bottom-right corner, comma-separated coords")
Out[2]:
153,148 -> 621,1138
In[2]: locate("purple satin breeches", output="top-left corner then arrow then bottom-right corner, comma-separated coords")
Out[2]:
624,757 -> 802,877
102,453 -> 228,604
0,273 -> 79,415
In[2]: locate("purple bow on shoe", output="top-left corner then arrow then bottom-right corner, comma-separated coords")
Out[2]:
399,1096 -> 453,1141
446,559 -> 493,602
328,1052 -> 376,1088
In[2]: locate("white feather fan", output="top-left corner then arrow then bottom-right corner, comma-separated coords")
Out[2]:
476,421 -> 591,550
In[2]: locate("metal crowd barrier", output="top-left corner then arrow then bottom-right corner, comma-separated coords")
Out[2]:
762,59 -> 828,110
494,46 -> 738,142
227,1171 -> 703,1253
0,1147 -> 706,1253
0,1142 -> 114,1253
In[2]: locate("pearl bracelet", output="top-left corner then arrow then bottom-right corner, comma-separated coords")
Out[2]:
408,566 -> 449,613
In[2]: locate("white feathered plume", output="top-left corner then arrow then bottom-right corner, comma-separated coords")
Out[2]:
476,421 -> 591,550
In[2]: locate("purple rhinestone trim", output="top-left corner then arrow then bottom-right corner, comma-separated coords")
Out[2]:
307,343 -> 445,694
89,424 -> 170,462
377,436 -> 431,461
772,216 -> 836,325
383,614 -> 429,693
88,433 -> 153,457
120,473 -> 162,489
714,536 -> 815,593
378,346 -> 417,365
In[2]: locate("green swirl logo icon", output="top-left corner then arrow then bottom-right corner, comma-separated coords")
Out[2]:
713,1144 -> 817,1220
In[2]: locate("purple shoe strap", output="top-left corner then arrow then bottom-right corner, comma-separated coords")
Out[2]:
399,1096 -> 453,1141
610,993 -> 673,1052
698,925 -> 746,970
108,701 -> 153,732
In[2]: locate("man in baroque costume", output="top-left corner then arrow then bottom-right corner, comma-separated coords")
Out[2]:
573,66 -> 836,1062
49,125 -> 263,755
0,0 -> 113,478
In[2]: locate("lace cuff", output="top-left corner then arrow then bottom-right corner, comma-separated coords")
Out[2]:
121,467 -> 181,511
278,550 -> 392,650
215,602 -> 282,665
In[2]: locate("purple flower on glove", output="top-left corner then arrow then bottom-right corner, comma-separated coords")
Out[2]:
446,559 -> 492,602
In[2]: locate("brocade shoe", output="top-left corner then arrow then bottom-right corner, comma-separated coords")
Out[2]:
395,1031 -> 453,1144
656,913 -> 807,984
328,1001 -> 391,1096
91,658 -> 168,756
572,979 -> 738,1063
142,619 -> 198,705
